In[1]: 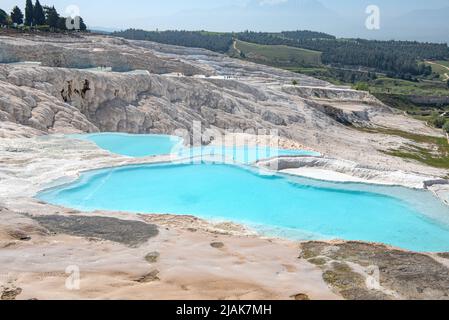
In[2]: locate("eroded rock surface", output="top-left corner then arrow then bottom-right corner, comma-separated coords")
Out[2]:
1,287 -> 22,300
33,215 -> 159,247
301,241 -> 449,300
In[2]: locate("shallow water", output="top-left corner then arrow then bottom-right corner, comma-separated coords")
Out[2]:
69,133 -> 184,158
69,133 -> 319,163
38,162 -> 449,252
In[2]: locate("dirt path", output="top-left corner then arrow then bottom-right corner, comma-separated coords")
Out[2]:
232,40 -> 242,56
426,61 -> 449,81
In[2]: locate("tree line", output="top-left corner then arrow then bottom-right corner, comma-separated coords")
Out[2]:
113,29 -> 233,53
0,0 -> 87,31
112,29 -> 335,54
113,29 -> 449,79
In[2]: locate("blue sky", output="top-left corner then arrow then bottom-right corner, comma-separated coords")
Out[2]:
2,0 -> 449,42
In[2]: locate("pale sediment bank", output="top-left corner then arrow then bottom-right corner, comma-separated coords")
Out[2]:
283,168 -> 392,185
257,156 -> 448,190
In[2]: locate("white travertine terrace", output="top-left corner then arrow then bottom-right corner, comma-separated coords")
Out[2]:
0,34 -> 445,177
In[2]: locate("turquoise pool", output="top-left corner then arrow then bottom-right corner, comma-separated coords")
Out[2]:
69,133 -> 319,163
69,133 -> 184,158
38,162 -> 449,252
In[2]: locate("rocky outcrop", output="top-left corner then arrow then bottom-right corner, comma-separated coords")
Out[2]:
305,100 -> 370,126
301,241 -> 449,300
0,34 -> 375,136
0,77 -> 98,133
0,35 -> 204,75
0,62 -> 332,135
282,85 -> 380,104
33,215 -> 159,247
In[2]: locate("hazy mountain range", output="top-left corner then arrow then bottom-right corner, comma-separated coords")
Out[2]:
113,0 -> 449,43
2,0 -> 448,43
175,0 -> 449,43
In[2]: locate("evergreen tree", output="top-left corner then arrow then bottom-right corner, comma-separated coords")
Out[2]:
33,0 -> 46,26
10,6 -> 24,25
57,16 -> 67,31
0,9 -> 8,26
43,5 -> 51,17
79,17 -> 87,31
45,6 -> 59,29
25,0 -> 34,26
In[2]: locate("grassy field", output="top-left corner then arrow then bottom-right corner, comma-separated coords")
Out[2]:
435,60 -> 449,68
373,93 -> 449,120
368,77 -> 449,96
368,77 -> 449,125
289,67 -> 449,95
356,127 -> 449,169
232,40 -> 322,67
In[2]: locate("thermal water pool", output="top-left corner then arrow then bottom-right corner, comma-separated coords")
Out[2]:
38,161 -> 449,252
69,133 -> 320,162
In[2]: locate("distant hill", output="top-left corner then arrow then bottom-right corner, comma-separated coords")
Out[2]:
90,26 -> 121,34
113,29 -> 449,78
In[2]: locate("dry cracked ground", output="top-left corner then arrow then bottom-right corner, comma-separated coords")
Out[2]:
1,33 -> 449,300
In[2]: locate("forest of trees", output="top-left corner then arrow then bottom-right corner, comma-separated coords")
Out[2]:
114,29 -> 449,79
280,30 -> 336,41
0,1 -> 87,31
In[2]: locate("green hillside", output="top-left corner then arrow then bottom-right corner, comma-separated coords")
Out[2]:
424,60 -> 449,81
232,40 -> 322,68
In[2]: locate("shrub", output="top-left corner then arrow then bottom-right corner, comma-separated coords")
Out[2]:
429,112 -> 446,128
35,24 -> 50,32
353,82 -> 370,91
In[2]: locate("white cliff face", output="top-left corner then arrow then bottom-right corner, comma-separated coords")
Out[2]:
0,33 -> 445,177
0,73 -> 98,133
